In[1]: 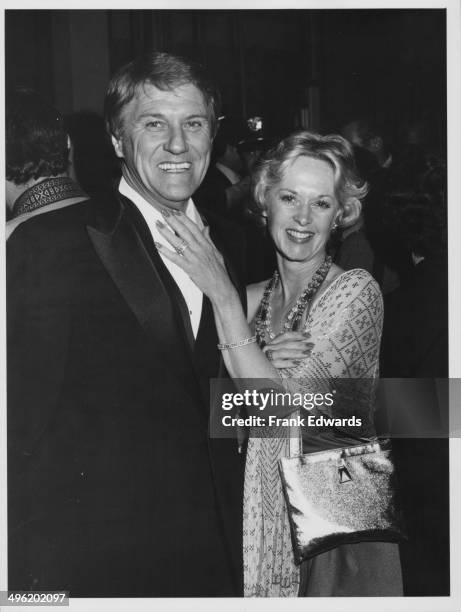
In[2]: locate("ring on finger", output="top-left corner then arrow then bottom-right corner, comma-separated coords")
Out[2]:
266,349 -> 274,361
175,239 -> 189,256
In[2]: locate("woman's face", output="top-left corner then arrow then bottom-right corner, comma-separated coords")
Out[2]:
264,156 -> 340,263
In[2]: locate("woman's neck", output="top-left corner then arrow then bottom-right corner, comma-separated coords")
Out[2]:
276,251 -> 327,303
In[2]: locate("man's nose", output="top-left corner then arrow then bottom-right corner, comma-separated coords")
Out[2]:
293,203 -> 312,225
164,125 -> 189,155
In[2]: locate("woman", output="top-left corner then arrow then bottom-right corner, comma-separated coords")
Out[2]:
155,131 -> 403,597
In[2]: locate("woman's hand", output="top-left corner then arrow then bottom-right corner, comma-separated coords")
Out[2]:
155,209 -> 235,304
262,331 -> 314,369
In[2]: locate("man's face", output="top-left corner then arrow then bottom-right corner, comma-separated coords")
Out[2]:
112,82 -> 213,211
341,121 -> 364,148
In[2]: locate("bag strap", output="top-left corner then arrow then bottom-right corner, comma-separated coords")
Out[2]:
289,412 -> 303,458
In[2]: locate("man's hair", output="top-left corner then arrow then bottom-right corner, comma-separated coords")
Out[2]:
104,51 -> 221,139
253,130 -> 368,211
342,116 -> 392,157
6,88 -> 69,185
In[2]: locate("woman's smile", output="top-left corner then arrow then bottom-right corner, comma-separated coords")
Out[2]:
285,228 -> 315,243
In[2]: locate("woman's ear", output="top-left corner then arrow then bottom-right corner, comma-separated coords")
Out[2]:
338,197 -> 362,229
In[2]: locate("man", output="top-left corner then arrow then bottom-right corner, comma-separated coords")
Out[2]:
5,89 -> 88,239
8,52 -> 245,597
193,115 -> 274,283
194,115 -> 244,218
341,116 -> 393,170
337,116 -> 401,293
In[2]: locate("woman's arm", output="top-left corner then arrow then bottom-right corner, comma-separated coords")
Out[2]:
283,269 -> 384,400
155,210 -> 283,381
246,282 -> 265,324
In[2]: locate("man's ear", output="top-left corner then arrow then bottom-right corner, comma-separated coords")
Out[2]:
211,117 -> 223,143
111,134 -> 124,159
338,197 -> 362,229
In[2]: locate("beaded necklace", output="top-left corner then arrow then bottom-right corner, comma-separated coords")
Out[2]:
255,255 -> 332,346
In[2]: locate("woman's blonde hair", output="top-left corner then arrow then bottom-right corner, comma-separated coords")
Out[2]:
253,130 -> 368,212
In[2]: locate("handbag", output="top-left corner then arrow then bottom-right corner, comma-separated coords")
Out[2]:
278,438 -> 407,564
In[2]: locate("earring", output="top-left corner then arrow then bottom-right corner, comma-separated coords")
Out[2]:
332,214 -> 342,232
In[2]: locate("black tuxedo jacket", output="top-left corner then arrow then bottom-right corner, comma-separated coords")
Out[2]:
7,193 -> 246,597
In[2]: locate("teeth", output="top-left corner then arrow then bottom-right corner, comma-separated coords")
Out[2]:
158,162 -> 191,171
287,229 -> 314,239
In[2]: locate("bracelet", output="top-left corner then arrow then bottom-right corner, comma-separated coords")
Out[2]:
217,336 -> 257,351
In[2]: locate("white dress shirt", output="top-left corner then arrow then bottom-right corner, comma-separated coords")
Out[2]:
119,177 -> 204,338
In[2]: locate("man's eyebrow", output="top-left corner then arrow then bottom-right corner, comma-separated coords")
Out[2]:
137,112 -> 166,120
180,114 -> 211,122
136,112 -> 210,121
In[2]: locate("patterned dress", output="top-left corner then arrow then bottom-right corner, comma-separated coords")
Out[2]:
243,269 -> 402,597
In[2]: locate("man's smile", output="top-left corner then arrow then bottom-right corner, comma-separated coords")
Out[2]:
157,162 -> 192,172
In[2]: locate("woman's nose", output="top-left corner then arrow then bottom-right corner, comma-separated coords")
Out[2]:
164,125 -> 189,155
293,203 -> 312,225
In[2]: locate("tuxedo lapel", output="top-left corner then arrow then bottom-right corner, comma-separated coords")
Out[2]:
123,198 -> 197,352
86,196 -> 246,411
86,196 -> 199,390
194,295 -> 220,392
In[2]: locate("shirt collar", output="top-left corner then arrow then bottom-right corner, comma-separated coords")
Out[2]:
118,176 -> 203,227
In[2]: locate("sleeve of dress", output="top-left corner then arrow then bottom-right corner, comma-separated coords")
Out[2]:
281,269 -> 384,398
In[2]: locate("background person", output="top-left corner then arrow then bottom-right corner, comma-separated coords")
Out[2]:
380,154 -> 449,595
195,114 -> 276,283
6,88 -> 88,239
194,114 -> 245,218
65,110 -> 120,200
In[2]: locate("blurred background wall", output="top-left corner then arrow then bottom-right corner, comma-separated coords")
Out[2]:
5,9 -> 446,146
